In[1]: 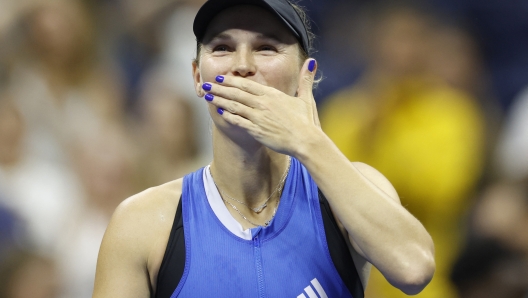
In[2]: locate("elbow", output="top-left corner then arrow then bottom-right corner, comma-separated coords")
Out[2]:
395,256 -> 436,295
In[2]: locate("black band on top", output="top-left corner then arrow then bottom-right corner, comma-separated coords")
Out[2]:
193,0 -> 310,53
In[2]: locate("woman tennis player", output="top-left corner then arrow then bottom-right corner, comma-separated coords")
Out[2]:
93,0 -> 435,297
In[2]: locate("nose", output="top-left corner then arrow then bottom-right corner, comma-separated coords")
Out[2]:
231,46 -> 256,77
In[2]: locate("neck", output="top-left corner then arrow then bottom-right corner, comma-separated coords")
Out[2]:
209,126 -> 289,207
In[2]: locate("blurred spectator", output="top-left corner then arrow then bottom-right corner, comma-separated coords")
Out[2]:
451,238 -> 528,298
160,0 -> 211,161
320,3 -> 487,297
457,0 -> 528,110
9,0 -> 125,164
70,125 -> 138,218
428,22 -> 502,178
0,94 -> 24,170
0,249 -> 60,298
451,181 -> 528,297
115,0 -> 178,111
495,86 -> 528,182
311,0 -> 366,102
54,126 -> 139,298
472,182 -> 528,255
0,93 -> 83,254
0,0 -> 37,39
428,24 -> 483,96
135,69 -> 203,188
114,0 -> 212,161
0,202 -> 21,260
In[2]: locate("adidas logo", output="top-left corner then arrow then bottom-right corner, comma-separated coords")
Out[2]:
297,278 -> 328,298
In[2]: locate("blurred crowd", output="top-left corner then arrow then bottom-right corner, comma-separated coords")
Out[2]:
0,0 -> 527,297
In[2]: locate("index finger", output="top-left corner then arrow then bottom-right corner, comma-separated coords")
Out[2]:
214,75 -> 269,97
203,81 -> 259,108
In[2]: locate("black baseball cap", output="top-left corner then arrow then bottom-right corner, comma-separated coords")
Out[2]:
193,0 -> 310,53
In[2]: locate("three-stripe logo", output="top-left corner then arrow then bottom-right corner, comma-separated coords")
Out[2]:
297,278 -> 328,298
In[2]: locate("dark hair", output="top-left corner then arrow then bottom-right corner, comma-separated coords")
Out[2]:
193,2 -> 315,65
291,2 -> 315,58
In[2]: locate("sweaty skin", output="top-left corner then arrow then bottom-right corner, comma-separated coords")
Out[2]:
93,5 -> 435,298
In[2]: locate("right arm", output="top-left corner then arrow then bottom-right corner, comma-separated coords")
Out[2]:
93,180 -> 182,298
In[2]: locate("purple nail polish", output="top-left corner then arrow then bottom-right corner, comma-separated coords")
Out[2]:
215,75 -> 224,83
308,59 -> 316,72
205,94 -> 214,101
202,83 -> 212,91
217,107 -> 224,115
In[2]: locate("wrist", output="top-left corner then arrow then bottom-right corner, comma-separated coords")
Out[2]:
292,127 -> 329,163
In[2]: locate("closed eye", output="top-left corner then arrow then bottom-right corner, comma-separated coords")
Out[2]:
258,45 -> 277,52
213,45 -> 230,52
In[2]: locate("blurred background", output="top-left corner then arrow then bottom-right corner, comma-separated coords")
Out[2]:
0,0 -> 527,297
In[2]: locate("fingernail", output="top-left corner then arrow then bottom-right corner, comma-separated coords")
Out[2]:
217,107 -> 224,115
215,75 -> 224,83
205,94 -> 214,101
202,83 -> 212,91
308,59 -> 316,72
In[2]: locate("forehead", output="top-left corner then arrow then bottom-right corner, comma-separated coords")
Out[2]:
202,5 -> 297,45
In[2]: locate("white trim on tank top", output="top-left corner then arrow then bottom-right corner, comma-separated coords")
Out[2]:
203,165 -> 253,240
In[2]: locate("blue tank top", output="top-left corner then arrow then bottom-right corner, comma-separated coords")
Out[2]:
172,158 -> 353,298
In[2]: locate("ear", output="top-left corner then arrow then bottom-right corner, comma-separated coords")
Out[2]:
192,61 -> 205,97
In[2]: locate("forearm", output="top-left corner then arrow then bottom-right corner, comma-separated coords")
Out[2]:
294,128 -> 435,293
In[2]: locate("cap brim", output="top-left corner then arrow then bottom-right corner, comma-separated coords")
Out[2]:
193,0 -> 300,43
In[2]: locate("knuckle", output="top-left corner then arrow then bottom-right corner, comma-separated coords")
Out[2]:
303,75 -> 313,84
255,101 -> 265,110
232,117 -> 242,126
227,102 -> 238,114
240,81 -> 250,91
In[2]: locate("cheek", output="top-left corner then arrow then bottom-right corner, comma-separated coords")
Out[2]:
199,56 -> 231,82
257,58 -> 300,96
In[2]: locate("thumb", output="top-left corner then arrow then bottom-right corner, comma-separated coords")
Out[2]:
297,58 -> 317,99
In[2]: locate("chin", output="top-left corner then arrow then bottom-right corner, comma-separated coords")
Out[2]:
214,120 -> 260,146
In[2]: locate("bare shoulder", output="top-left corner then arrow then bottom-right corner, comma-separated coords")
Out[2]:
115,178 -> 183,226
110,178 -> 183,243
94,178 -> 183,298
113,178 -> 184,277
351,162 -> 400,203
